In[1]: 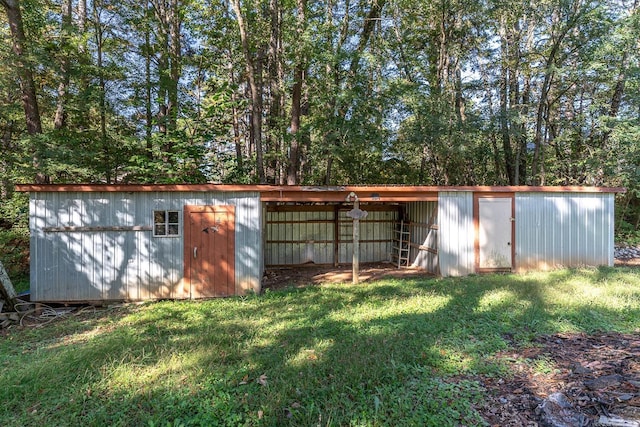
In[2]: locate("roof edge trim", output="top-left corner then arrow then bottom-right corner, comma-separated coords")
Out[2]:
14,184 -> 626,194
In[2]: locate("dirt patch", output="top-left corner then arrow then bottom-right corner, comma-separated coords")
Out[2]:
615,258 -> 640,267
264,259 -> 640,291
262,263 -> 435,290
478,332 -> 640,426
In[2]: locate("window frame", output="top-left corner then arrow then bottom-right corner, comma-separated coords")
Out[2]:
153,210 -> 181,237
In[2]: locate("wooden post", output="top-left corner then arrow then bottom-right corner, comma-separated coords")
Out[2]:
0,260 -> 18,311
353,197 -> 360,284
333,204 -> 339,267
346,192 -> 367,285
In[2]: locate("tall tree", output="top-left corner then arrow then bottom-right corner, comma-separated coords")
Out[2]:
531,0 -> 590,184
53,0 -> 72,129
231,0 -> 266,183
286,0 -> 307,185
1,0 -> 45,183
0,0 -> 40,136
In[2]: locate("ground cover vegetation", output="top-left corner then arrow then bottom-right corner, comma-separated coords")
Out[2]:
1,268 -> 639,426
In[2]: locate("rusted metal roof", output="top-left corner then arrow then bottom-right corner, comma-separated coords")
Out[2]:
15,183 -> 626,203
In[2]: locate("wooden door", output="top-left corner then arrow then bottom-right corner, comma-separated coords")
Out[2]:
184,205 -> 235,297
477,197 -> 513,271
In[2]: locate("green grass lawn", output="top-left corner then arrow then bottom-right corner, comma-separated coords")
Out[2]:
1,267 -> 639,426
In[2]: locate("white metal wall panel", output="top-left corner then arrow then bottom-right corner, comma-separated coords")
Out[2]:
407,201 -> 438,274
515,193 -> 614,271
30,191 -> 262,301
438,192 -> 474,277
478,198 -> 513,269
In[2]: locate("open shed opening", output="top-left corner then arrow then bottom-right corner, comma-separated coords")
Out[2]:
263,201 -> 439,275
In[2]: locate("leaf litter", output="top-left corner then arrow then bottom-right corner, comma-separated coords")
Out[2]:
477,332 -> 640,426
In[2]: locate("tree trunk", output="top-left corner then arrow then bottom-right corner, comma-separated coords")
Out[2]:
2,0 -> 42,136
324,0 -> 382,184
153,0 -> 169,139
287,64 -> 304,185
323,0 -> 340,185
532,67 -> 552,185
601,0 -> 637,149
531,6 -> 580,184
286,0 -> 307,185
267,0 -> 284,183
76,0 -> 88,127
325,154 -> 334,185
77,0 -> 86,33
54,0 -> 72,130
515,19 -> 534,185
515,73 -> 531,185
92,0 -> 110,183
498,34 -> 515,184
232,0 -> 265,183
454,66 -> 465,124
436,2 -> 449,95
1,0 -> 45,183
145,25 -> 153,158
0,122 -> 13,199
348,0 -> 385,79
223,5 -> 243,171
168,0 -> 180,132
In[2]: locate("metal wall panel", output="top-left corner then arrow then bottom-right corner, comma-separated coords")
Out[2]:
265,206 -> 397,266
406,201 -> 438,274
30,191 -> 262,301
438,192 -> 474,277
515,193 -> 614,271
338,209 -> 396,264
265,208 -> 334,265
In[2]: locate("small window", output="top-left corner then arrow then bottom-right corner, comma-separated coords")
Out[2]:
154,210 -> 180,237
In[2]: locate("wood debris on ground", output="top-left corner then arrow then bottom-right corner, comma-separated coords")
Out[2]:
479,332 -> 640,426
0,260 -> 22,328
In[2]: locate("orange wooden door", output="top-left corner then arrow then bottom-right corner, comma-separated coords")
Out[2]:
184,205 -> 235,297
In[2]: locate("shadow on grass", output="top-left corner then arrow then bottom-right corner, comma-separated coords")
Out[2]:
1,269 -> 639,426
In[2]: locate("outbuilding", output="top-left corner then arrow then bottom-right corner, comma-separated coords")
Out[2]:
16,184 -> 623,302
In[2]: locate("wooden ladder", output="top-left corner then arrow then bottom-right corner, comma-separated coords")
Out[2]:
392,220 -> 411,267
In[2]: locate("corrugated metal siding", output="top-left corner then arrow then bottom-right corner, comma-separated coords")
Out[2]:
338,209 -> 396,264
438,192 -> 474,277
515,193 -> 614,271
264,206 -> 397,265
406,201 -> 438,274
30,191 -> 262,301
265,208 -> 334,265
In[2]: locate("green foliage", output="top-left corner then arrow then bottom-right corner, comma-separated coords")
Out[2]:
0,192 -> 29,287
1,0 -> 639,224
1,269 -> 639,426
0,227 -> 29,287
0,192 -> 28,229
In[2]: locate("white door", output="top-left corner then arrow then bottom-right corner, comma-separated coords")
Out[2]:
478,198 -> 513,269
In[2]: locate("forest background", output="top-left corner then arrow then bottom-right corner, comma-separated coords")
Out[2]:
1,0 -> 639,280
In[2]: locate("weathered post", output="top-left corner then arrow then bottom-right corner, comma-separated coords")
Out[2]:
0,260 -> 18,311
346,192 -> 367,284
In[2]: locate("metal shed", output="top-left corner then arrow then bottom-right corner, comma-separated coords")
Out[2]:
16,184 -> 623,302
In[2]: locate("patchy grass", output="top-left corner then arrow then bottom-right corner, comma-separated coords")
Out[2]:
1,267 -> 639,426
